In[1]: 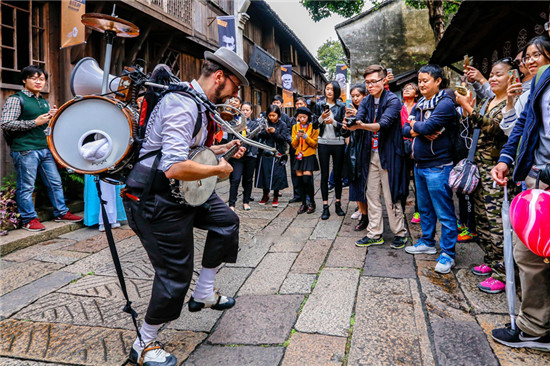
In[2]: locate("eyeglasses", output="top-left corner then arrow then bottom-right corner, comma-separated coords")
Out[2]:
364,77 -> 384,86
402,86 -> 415,91
224,73 -> 240,91
28,76 -> 46,82
522,52 -> 543,64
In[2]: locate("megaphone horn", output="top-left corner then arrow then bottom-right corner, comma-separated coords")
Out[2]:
70,57 -> 119,96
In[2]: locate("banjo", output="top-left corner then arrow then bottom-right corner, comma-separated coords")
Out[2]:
169,122 -> 264,206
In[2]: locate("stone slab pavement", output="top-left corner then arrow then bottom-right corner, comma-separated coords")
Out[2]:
1,174 -> 549,365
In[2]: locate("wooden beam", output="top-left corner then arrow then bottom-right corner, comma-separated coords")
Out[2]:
151,34 -> 175,66
126,24 -> 152,65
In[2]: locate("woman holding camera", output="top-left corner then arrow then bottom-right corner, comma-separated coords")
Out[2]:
343,84 -> 369,231
256,105 -> 289,207
315,81 -> 347,220
455,58 -> 519,294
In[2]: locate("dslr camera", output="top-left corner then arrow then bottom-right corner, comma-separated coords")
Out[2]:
345,116 -> 357,127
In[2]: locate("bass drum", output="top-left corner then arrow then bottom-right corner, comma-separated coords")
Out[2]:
47,96 -> 136,175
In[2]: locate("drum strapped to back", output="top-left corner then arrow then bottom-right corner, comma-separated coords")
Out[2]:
47,95 -> 136,175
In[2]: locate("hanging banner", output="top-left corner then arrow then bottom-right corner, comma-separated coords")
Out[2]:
335,64 -> 348,103
281,65 -> 293,107
61,0 -> 86,49
217,16 -> 237,52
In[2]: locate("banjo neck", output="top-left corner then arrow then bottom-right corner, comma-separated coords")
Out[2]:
220,124 -> 262,160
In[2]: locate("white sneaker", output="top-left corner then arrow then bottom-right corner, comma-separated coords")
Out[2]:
99,222 -> 121,232
128,341 -> 177,366
434,253 -> 455,274
405,242 -> 437,255
351,211 -> 362,220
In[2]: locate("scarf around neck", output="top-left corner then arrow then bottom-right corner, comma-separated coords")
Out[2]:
416,89 -> 446,111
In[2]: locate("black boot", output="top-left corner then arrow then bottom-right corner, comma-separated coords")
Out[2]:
321,204 -> 330,220
307,201 -> 316,214
335,201 -> 345,216
354,214 -> 369,231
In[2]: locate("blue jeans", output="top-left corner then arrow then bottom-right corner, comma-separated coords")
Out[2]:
414,165 -> 457,258
11,149 -> 68,223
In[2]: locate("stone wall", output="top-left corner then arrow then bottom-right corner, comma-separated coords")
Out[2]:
336,0 -> 435,84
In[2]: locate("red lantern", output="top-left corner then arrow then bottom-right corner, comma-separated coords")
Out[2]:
510,189 -> 550,262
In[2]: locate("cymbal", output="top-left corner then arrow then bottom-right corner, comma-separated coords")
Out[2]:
81,13 -> 139,38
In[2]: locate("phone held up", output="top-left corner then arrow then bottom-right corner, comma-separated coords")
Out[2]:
508,69 -> 521,85
345,116 -> 357,127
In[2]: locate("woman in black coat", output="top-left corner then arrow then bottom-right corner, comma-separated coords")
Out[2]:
315,81 -> 347,220
255,105 -> 289,207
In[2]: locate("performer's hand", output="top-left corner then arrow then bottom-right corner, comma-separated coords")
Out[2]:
491,162 -> 509,186
233,146 -> 246,159
217,158 -> 233,179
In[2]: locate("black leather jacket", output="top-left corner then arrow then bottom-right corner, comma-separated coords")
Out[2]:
314,100 -> 346,138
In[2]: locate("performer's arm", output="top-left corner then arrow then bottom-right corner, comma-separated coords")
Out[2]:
165,158 -> 233,181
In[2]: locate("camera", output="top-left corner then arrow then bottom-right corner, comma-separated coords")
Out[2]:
345,116 -> 357,127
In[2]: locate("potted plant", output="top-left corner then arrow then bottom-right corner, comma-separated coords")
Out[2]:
0,174 -> 21,235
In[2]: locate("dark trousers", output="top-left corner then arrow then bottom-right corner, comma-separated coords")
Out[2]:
124,192 -> 239,325
457,192 -> 476,232
289,147 -> 301,199
318,143 -> 345,201
228,156 -> 256,206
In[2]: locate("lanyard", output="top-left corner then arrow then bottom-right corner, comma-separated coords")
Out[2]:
299,123 -> 310,150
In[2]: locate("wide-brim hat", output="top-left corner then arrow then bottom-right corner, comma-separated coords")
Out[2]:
205,47 -> 249,86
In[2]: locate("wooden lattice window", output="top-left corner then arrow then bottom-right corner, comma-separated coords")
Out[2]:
0,0 -> 48,88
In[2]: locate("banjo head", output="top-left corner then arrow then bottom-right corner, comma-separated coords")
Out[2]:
179,147 -> 218,206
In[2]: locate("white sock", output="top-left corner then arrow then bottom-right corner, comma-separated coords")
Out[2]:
192,266 -> 220,300
133,321 -> 162,350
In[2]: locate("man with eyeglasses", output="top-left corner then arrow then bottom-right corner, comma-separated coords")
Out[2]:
1,65 -> 83,232
122,48 -> 248,365
346,65 -> 409,250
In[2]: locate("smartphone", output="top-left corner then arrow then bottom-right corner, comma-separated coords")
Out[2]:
456,86 -> 468,96
323,104 -> 330,112
463,54 -> 470,68
508,69 -> 521,85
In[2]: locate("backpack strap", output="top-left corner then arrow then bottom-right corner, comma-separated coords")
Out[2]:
169,90 -> 203,140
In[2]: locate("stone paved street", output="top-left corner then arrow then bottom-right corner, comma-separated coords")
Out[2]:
1,175 -> 549,365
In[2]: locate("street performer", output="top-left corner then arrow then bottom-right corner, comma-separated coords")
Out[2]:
123,48 -> 248,366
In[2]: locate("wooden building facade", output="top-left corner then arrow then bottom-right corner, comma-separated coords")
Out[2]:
0,0 -> 326,180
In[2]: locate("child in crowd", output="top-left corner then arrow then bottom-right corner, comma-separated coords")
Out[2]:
256,105 -> 289,207
291,107 -> 319,214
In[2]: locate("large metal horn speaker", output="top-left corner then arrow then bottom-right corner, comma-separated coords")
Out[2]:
70,57 -> 119,96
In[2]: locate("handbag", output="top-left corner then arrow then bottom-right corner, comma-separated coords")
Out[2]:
449,128 -> 481,194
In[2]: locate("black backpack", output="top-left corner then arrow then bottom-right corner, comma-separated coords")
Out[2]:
2,93 -> 25,146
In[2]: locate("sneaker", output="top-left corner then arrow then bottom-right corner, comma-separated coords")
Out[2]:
434,253 -> 455,274
188,292 -> 235,312
128,341 -> 177,366
405,242 -> 437,255
99,222 -> 121,232
328,184 -> 335,192
457,228 -> 475,242
55,212 -> 83,222
355,235 -> 384,247
289,197 -> 301,203
492,324 -> 550,351
272,198 -> 279,207
478,277 -> 505,294
259,194 -> 269,205
472,263 -> 492,276
351,211 -> 362,220
457,220 -> 467,232
23,218 -> 45,232
411,212 -> 420,224
391,236 -> 409,249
